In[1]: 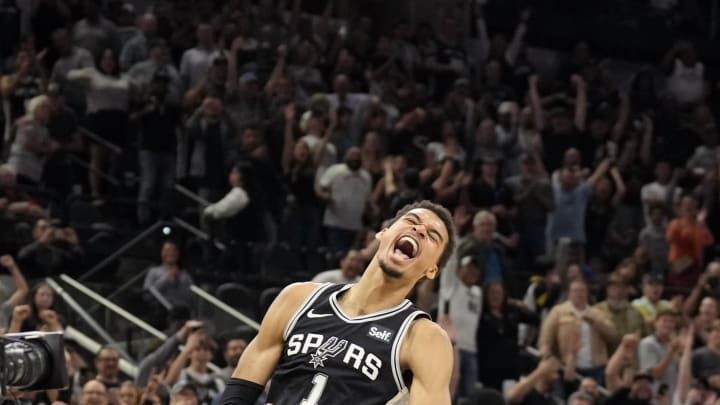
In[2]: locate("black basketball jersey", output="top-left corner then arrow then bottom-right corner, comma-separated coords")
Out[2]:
266,283 -> 430,405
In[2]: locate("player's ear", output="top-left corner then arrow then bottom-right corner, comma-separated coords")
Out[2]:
424,265 -> 439,280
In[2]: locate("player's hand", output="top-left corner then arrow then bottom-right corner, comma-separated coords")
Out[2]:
0,254 -> 17,270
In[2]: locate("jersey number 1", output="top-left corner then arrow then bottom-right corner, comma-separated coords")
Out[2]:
300,373 -> 328,405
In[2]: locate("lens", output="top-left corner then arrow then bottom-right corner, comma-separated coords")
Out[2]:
4,340 -> 49,389
162,226 -> 171,235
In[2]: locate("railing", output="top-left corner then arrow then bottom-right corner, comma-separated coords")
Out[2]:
46,278 -> 135,362
190,285 -> 260,331
58,274 -> 222,374
60,274 -> 166,340
78,126 -> 123,155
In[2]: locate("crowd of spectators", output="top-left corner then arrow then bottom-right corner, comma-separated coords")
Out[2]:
1,0 -> 720,404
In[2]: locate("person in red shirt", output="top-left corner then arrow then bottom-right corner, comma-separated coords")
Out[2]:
666,195 -> 714,291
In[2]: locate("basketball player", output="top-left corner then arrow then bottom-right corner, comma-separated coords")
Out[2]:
219,200 -> 457,404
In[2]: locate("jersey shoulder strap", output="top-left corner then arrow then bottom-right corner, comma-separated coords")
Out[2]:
282,282 -> 344,340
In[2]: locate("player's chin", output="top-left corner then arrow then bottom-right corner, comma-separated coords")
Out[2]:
381,252 -> 415,276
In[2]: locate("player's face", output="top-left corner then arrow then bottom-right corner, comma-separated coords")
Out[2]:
376,208 -> 448,282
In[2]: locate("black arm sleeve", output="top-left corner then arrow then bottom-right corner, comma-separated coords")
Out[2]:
218,378 -> 264,405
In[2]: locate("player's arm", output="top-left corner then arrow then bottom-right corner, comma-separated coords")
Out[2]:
221,282 -> 320,405
403,318 -> 454,405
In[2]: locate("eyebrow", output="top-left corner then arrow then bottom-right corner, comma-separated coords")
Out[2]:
405,212 -> 444,243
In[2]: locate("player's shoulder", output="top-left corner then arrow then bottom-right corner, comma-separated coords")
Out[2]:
262,282 -> 324,326
276,282 -> 324,304
401,317 -> 453,371
405,317 -> 451,346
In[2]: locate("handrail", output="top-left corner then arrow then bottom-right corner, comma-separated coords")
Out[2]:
60,274 -> 166,340
190,285 -> 260,331
59,274 -> 223,374
64,326 -> 138,378
67,154 -> 120,186
94,268 -> 151,312
46,278 -> 135,362
173,184 -> 210,206
172,217 -> 226,251
80,221 -> 163,281
149,286 -> 172,310
78,126 -> 123,155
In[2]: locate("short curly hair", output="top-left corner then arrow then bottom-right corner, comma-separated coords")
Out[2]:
389,200 -> 456,270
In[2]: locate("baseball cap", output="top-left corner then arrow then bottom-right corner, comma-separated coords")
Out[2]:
240,72 -> 258,84
171,380 -> 198,397
642,273 -> 664,284
497,101 -> 514,115
460,255 -> 478,267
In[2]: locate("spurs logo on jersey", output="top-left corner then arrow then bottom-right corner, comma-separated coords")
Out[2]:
308,336 -> 347,368
267,283 -> 431,405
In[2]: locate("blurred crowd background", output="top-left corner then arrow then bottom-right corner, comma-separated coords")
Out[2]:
1,0 -> 720,404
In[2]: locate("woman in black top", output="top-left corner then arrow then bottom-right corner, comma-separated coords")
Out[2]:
476,281 -> 540,391
21,282 -> 63,332
280,104 -> 322,249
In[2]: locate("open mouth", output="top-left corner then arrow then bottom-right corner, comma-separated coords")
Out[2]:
394,235 -> 419,260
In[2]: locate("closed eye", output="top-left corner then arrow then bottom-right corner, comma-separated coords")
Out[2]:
404,216 -> 440,244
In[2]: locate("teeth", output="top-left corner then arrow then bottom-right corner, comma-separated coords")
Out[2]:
399,236 -> 418,256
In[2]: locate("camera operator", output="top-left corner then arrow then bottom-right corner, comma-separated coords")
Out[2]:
17,218 -> 84,278
133,69 -> 181,225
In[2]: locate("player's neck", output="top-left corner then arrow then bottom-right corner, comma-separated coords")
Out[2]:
338,265 -> 413,317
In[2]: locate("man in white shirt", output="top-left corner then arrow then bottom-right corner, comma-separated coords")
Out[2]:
311,249 -> 366,284
325,74 -> 377,141
180,23 -> 222,88
438,252 -> 482,401
638,308 -> 682,393
316,147 -> 372,255
120,13 -> 157,71
128,39 -> 182,105
641,160 -> 680,224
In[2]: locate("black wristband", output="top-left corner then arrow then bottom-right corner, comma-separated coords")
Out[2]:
218,378 -> 265,405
